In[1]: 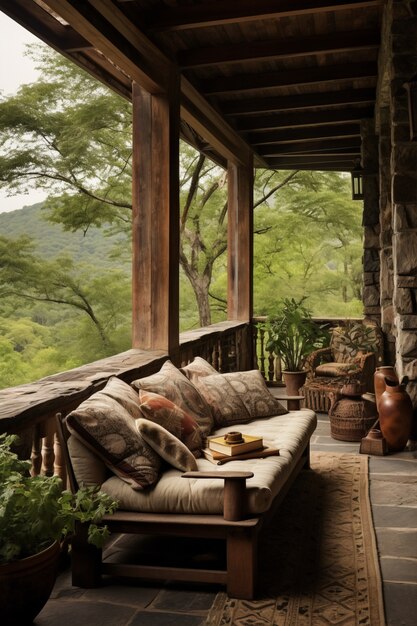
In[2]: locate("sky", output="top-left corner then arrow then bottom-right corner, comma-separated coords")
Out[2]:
0,12 -> 47,212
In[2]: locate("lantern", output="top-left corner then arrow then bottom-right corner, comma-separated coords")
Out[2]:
351,160 -> 364,200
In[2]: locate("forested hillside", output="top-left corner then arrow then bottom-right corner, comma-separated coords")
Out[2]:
0,203 -> 127,268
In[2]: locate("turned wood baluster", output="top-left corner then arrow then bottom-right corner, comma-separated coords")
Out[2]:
31,424 -> 42,477
252,323 -> 259,370
213,340 -> 220,371
54,429 -> 67,487
41,417 -> 56,477
259,326 -> 266,379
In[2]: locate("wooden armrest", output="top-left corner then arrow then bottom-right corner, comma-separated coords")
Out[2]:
274,395 -> 304,411
182,471 -> 254,521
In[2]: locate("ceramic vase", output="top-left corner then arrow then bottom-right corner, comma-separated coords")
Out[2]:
374,366 -> 398,409
378,378 -> 413,452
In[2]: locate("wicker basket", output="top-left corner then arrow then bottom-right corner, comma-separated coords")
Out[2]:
330,414 -> 377,442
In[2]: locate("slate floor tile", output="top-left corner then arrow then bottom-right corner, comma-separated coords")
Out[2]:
81,582 -> 161,607
383,582 -> 417,626
35,599 -> 135,626
151,589 -> 217,612
129,611 -> 206,626
370,479 -> 417,506
370,457 -> 417,474
375,528 -> 417,558
380,556 -> 417,583
372,504 -> 417,528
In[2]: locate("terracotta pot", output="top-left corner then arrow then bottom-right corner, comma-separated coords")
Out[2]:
378,378 -> 413,452
374,366 -> 398,409
0,540 -> 60,624
283,370 -> 307,396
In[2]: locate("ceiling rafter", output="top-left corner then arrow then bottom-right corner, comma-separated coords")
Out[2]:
203,62 -> 377,96
222,88 -> 375,115
178,29 -> 379,68
144,0 -> 380,32
248,124 -> 361,145
236,108 -> 374,131
258,138 -> 361,156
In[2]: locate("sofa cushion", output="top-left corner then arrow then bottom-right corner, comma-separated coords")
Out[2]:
194,369 -> 288,427
131,360 -> 214,438
194,373 -> 251,428
180,356 -> 218,384
222,370 -> 288,419
136,418 -> 198,472
100,409 -> 317,516
315,361 -> 361,377
100,376 -> 143,420
68,435 -> 109,487
66,391 -> 161,490
138,389 -> 203,457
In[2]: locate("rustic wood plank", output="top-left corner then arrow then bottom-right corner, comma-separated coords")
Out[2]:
222,88 -> 375,115
178,29 -> 380,68
131,80 -> 180,355
259,137 -> 361,155
146,0 -> 380,32
203,62 -> 377,96
248,124 -> 361,146
235,108 -> 374,131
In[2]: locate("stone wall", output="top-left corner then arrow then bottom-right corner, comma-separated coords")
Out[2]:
385,0 -> 417,405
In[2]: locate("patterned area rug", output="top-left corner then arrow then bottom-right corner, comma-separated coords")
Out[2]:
206,452 -> 385,626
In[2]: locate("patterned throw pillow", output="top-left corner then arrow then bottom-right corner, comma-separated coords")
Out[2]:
222,370 -> 288,419
100,376 -> 143,420
136,419 -> 198,472
131,360 -> 214,438
138,389 -> 203,458
180,356 -> 218,384
66,391 -> 161,490
194,374 -> 252,428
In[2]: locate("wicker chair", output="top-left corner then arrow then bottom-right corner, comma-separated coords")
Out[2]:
301,320 -> 384,412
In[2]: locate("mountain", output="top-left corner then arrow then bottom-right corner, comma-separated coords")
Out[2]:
0,202 -> 129,268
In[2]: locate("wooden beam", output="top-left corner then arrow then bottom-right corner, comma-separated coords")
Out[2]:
181,78 -> 255,167
146,0 -> 380,32
264,163 -> 353,171
203,62 -> 377,96
222,89 -> 375,116
131,80 -> 180,355
236,107 -> 374,131
228,158 -> 254,328
178,29 -> 380,68
44,0 -> 172,93
258,138 -> 361,156
268,155 -> 357,167
248,124 -> 361,145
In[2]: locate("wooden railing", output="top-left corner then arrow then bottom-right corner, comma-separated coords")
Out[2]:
0,321 -> 250,480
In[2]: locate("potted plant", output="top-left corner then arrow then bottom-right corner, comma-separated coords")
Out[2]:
0,433 -> 117,625
266,298 -> 328,395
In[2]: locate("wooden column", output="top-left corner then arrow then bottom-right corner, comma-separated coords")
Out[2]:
227,157 -> 254,370
227,157 -> 254,321
132,79 -> 180,357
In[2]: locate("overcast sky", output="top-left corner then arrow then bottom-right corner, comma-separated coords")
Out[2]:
0,12 -> 47,212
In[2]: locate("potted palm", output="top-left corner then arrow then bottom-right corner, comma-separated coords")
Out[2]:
266,298 -> 328,395
0,433 -> 117,625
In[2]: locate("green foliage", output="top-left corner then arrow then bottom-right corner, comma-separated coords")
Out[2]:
266,298 -> 329,371
0,434 -> 117,563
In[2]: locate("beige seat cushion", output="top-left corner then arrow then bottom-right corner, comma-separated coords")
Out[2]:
100,409 -> 317,516
315,361 -> 361,377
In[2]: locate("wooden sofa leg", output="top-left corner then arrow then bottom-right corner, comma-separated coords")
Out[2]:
227,528 -> 258,599
71,524 -> 102,588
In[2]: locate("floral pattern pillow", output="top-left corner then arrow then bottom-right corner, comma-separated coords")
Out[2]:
138,389 -> 203,457
222,370 -> 288,418
132,360 -> 214,438
66,391 -> 161,490
194,374 -> 252,428
136,418 -> 198,472
180,356 -> 218,384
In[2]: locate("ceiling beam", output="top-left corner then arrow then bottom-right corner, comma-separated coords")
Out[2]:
236,107 -> 374,131
145,0 -> 380,32
248,124 -> 361,145
178,29 -> 380,68
258,138 -> 361,156
264,163 -> 353,171
203,62 -> 377,96
267,155 -> 357,168
222,88 -> 375,115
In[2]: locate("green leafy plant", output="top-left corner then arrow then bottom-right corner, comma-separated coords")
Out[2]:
266,298 -> 328,372
0,433 -> 117,564
333,320 -> 381,359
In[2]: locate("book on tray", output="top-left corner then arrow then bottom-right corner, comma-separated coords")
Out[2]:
208,434 -> 263,457
202,446 -> 279,465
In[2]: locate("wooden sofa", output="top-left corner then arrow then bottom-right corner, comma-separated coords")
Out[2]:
57,360 -> 317,600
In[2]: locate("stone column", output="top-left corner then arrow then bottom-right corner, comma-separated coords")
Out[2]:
390,0 -> 417,405
361,119 -> 381,324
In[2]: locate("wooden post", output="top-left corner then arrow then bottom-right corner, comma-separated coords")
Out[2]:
227,157 -> 254,369
132,78 -> 180,358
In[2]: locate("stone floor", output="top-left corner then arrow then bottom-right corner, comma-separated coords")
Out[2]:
35,411 -> 417,626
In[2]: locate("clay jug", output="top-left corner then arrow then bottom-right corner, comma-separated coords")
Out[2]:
374,366 -> 398,409
378,378 -> 413,452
